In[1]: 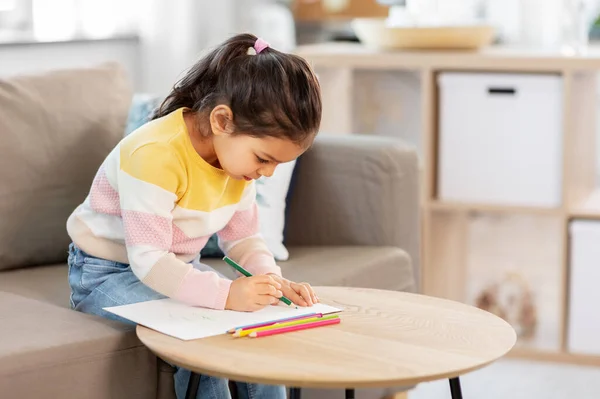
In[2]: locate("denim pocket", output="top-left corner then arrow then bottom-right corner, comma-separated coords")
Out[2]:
80,256 -> 129,292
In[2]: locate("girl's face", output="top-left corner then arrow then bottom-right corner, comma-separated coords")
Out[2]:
213,133 -> 305,181
208,105 -> 309,181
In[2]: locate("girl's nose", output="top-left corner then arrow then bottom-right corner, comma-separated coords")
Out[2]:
259,165 -> 276,178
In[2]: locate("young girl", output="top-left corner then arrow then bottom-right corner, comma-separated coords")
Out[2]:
66,33 -> 322,399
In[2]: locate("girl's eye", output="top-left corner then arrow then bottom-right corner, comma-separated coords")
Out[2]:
256,156 -> 269,164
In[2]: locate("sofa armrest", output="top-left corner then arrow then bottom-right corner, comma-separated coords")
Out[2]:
285,134 -> 420,285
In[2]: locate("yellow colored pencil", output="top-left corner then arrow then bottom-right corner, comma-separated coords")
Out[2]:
232,314 -> 339,337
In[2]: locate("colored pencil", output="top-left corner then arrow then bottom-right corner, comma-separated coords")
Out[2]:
248,317 -> 341,338
223,256 -> 293,306
227,313 -> 320,333
233,314 -> 338,337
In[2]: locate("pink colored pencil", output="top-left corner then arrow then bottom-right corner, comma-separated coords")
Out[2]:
248,317 -> 341,338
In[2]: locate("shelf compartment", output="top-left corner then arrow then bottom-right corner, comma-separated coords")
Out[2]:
463,212 -> 563,351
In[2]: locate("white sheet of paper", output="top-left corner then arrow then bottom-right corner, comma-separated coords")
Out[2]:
104,299 -> 342,340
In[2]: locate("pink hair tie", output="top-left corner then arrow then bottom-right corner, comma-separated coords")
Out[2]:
254,38 -> 269,54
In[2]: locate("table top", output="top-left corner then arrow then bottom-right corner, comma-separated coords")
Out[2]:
136,287 -> 516,389
295,42 -> 600,72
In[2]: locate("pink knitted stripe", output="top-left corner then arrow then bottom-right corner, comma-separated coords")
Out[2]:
171,225 -> 210,255
122,210 -> 171,249
217,204 -> 259,242
89,167 -> 121,216
174,271 -> 232,310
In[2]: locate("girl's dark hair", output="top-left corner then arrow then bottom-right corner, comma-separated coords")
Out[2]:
152,33 -> 322,145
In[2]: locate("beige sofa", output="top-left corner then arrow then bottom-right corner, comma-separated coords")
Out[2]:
0,64 -> 419,399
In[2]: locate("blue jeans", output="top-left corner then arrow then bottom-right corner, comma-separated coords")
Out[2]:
67,243 -> 286,399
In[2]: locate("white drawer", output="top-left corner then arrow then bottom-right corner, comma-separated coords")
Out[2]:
437,72 -> 563,207
568,220 -> 600,355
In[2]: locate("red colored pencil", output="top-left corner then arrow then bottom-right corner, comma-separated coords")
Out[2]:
248,316 -> 340,338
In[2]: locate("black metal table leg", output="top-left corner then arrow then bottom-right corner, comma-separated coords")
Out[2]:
449,377 -> 463,399
345,388 -> 355,399
289,387 -> 302,399
186,372 -> 201,399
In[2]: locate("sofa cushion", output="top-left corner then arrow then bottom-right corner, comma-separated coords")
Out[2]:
0,292 -> 157,399
0,245 -> 412,398
0,63 -> 132,271
0,263 -> 69,307
203,246 -> 416,293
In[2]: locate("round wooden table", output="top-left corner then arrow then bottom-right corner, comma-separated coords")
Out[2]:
137,287 -> 516,399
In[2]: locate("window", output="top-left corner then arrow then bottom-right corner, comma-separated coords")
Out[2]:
0,0 -> 31,33
0,0 -> 139,42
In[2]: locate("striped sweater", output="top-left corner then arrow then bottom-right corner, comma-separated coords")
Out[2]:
67,107 -> 280,310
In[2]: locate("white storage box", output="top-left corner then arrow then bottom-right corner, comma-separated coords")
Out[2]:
437,72 -> 563,207
568,220 -> 600,355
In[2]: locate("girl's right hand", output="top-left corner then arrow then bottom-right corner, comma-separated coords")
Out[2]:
225,275 -> 283,312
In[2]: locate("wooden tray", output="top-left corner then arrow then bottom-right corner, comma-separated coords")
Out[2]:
351,18 -> 495,50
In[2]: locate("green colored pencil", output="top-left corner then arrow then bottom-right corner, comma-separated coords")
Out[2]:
223,256 -> 293,306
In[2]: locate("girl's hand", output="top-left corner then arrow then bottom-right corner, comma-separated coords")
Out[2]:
268,274 -> 319,307
225,275 -> 283,312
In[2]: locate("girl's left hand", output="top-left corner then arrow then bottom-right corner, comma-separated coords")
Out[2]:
267,274 -> 319,307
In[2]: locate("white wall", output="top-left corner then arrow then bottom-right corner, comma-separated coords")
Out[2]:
0,37 -> 141,89
137,0 -> 238,96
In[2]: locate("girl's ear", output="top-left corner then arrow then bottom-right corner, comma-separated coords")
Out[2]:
210,105 -> 235,136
